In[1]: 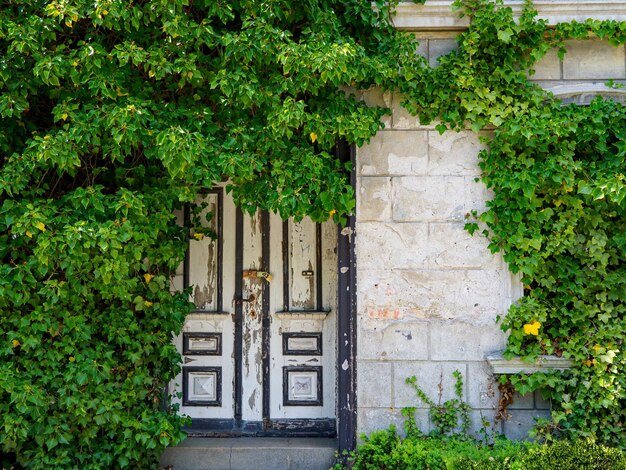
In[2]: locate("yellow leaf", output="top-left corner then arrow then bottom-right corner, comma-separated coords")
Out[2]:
143,273 -> 154,283
71,60 -> 79,67
36,222 -> 46,231
148,69 -> 155,78
69,356 -> 75,362
193,233 -> 204,240
144,301 -> 154,307
329,209 -> 337,216
25,231 -> 33,238
61,113 -> 68,120
11,339 -> 20,348
310,132 -> 317,143
523,320 -> 541,336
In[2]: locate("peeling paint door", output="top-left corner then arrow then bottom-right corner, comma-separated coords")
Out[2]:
171,186 -> 337,436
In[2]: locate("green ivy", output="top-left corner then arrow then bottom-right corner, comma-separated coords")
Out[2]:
398,0 -> 626,447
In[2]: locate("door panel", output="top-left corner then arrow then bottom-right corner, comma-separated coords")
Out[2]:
171,186 -> 337,436
239,210 -> 265,422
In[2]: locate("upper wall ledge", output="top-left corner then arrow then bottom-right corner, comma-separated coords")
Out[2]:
392,1 -> 626,31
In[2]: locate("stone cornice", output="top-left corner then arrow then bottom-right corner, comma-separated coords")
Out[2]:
392,1 -> 626,31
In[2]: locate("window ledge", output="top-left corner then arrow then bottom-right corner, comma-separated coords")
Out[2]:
393,1 -> 626,31
487,352 -> 575,375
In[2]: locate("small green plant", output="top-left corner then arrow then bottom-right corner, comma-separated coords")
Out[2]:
405,370 -> 471,438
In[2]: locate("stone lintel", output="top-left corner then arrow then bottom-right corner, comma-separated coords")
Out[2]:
392,1 -> 626,31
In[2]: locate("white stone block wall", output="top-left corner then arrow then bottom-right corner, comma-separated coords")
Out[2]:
354,36 -> 625,438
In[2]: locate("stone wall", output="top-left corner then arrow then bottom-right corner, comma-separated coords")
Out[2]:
354,34 -> 626,438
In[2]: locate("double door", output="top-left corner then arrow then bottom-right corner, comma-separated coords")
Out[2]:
171,187 -> 337,436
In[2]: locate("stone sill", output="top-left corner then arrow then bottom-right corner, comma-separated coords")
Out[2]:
393,1 -> 626,31
487,352 -> 575,374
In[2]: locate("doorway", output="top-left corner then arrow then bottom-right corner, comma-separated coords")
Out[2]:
171,187 -> 337,437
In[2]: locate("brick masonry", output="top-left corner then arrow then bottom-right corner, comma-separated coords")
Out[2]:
355,36 -> 625,438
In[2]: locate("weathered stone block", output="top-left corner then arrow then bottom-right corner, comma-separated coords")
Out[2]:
392,176 -> 466,222
355,220 -> 505,272
508,392 -> 535,410
428,39 -> 459,68
358,269 -> 514,324
430,322 -> 507,361
563,40 -> 626,80
503,409 -> 551,440
357,407 -> 430,438
469,409 -> 503,439
465,175 -> 494,214
393,362 -> 467,408
357,320 -> 429,361
356,222 -> 428,270
467,362 -> 499,409
358,361 -> 393,407
529,48 -> 561,80
425,222 -> 503,270
359,88 -> 393,128
357,131 -> 428,176
534,390 -> 552,410
392,94 -> 438,130
357,177 -> 392,221
415,36 -> 429,59
428,130 -> 483,176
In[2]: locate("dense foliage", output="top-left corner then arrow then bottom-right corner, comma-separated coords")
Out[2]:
0,1 -> 421,467
336,430 -> 626,470
335,426 -> 626,469
398,0 -> 626,447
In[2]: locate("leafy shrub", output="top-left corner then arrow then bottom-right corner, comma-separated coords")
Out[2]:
0,0 -> 421,467
339,434 -> 626,470
517,440 -> 626,470
0,189 -> 190,468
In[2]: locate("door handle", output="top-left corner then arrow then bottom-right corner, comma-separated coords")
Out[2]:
235,293 -> 256,304
242,270 -> 273,282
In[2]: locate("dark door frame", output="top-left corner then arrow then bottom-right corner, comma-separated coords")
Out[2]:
336,140 -> 357,453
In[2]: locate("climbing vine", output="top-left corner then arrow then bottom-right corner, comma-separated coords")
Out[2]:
398,0 -> 626,446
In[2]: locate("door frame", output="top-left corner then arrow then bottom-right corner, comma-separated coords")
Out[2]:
336,140 -> 357,453
181,141 -> 357,448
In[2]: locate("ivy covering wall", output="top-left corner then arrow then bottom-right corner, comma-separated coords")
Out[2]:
398,0 -> 626,446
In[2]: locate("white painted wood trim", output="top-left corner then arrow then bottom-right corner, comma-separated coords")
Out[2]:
392,1 -> 626,31
185,312 -> 231,320
274,311 -> 331,320
487,352 -> 575,374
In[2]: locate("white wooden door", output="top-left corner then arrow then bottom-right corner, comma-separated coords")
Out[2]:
171,186 -> 337,436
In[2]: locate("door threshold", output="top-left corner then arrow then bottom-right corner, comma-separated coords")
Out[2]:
160,437 -> 338,470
